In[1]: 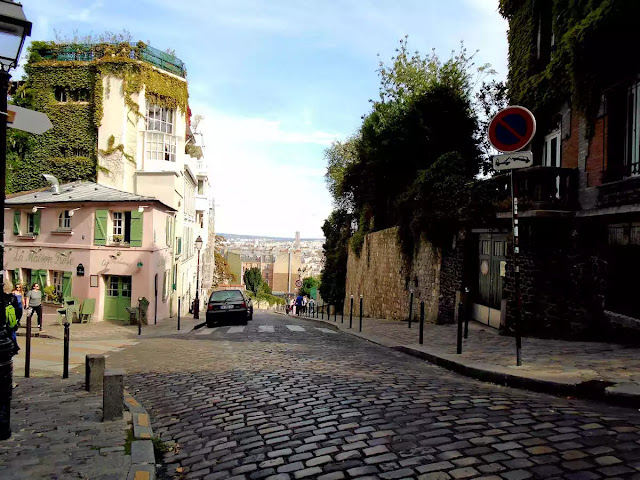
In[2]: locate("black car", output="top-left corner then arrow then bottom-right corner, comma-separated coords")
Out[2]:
206,289 -> 253,327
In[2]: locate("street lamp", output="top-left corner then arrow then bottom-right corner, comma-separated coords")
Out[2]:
0,0 -> 31,442
193,235 -> 203,319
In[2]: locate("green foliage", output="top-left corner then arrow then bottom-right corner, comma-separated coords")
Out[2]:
319,209 -> 352,306
298,277 -> 319,298
100,135 -> 134,163
243,267 -> 263,295
8,156 -> 95,193
213,251 -> 236,287
246,291 -> 285,306
499,0 -> 640,137
259,281 -> 272,295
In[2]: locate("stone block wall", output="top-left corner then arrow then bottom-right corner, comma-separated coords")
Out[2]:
343,227 -> 442,322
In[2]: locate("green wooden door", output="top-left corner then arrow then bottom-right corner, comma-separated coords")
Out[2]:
477,233 -> 507,309
104,276 -> 132,322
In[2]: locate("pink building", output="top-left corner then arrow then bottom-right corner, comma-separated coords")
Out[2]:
4,181 -> 176,323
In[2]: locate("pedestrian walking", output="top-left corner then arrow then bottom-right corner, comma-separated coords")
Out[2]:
4,282 -> 22,354
26,283 -> 43,330
295,294 -> 303,316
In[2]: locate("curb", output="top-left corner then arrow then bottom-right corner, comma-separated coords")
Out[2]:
124,391 -> 157,480
296,313 -> 640,409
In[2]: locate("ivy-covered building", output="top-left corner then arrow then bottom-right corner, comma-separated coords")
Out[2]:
6,41 -> 215,320
466,1 -> 640,339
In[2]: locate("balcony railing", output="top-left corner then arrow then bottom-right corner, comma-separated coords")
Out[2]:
36,43 -> 187,78
492,166 -> 579,214
598,174 -> 640,208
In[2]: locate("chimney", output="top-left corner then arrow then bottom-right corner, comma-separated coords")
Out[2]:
42,174 -> 60,194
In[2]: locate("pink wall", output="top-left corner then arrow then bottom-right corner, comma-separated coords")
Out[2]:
4,201 -> 174,323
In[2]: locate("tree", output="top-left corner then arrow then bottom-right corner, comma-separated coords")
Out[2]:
213,252 -> 236,287
299,277 -> 319,298
243,267 -> 263,295
319,209 -> 353,306
212,235 -> 236,287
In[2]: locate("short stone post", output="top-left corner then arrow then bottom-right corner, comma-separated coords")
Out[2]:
85,354 -> 105,392
103,368 -> 124,422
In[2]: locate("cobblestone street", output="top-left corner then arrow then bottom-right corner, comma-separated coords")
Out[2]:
103,311 -> 640,479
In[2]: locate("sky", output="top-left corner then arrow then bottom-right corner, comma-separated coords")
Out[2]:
20,0 -> 508,239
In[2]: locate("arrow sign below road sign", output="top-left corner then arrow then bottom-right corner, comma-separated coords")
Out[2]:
488,106 -> 536,153
7,104 -> 53,134
493,151 -> 533,171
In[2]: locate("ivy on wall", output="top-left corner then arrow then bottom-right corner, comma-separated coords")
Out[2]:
7,40 -> 189,194
499,0 -> 640,137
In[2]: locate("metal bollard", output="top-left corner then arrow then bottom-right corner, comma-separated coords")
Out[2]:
63,322 -> 70,379
334,305 -> 337,322
463,302 -> 469,339
419,302 -> 424,345
25,313 -> 31,378
408,290 -> 414,329
359,295 -> 363,332
321,304 -> 324,320
349,295 -> 353,329
138,313 -> 142,336
457,302 -> 463,354
177,297 -> 181,331
0,335 -> 14,440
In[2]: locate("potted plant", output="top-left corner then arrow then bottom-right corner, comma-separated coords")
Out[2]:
43,285 -> 61,305
112,234 -> 123,244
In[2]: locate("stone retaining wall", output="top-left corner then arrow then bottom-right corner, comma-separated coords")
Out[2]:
344,227 -> 442,322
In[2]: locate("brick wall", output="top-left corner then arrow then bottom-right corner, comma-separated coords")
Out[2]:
586,116 -> 606,187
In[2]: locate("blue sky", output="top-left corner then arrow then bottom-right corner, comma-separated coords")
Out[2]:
21,0 -> 508,238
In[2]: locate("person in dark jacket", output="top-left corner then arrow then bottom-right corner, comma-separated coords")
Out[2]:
3,282 -> 22,354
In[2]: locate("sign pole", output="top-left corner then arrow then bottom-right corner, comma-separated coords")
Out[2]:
510,171 -> 522,366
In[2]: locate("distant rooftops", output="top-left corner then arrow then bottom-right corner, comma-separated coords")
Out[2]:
7,180 -> 175,210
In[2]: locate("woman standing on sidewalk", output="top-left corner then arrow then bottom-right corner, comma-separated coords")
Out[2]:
26,283 -> 43,330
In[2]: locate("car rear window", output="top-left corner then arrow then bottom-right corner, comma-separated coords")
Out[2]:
209,290 -> 244,302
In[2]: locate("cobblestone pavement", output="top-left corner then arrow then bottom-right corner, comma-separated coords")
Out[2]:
0,375 -> 130,479
303,311 -> 640,385
102,311 -> 640,480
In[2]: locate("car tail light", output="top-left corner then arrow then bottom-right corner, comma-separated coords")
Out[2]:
240,301 -> 246,308
207,304 -> 213,311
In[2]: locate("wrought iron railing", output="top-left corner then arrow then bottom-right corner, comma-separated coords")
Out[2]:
492,166 -> 579,212
37,43 -> 187,78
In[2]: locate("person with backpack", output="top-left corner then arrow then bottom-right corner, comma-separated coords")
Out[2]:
3,282 -> 22,354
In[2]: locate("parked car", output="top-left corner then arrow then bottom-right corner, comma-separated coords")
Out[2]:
206,289 -> 253,327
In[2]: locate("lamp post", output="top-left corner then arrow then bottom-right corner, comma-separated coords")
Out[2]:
193,235 -> 203,319
0,0 -> 32,441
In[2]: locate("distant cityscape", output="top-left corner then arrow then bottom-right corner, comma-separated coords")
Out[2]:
218,232 -> 325,293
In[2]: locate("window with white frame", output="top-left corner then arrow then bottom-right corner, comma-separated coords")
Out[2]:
58,210 -> 71,230
145,103 -> 177,162
112,211 -> 123,237
625,82 -> 640,177
543,129 -> 561,167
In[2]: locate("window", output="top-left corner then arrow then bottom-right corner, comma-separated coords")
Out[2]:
54,87 -> 67,102
480,240 -> 490,255
107,277 -> 119,296
58,210 -> 71,230
52,271 -> 64,299
112,212 -> 123,237
27,213 -> 36,234
609,224 -> 640,246
197,180 -> 204,195
625,82 -> 640,177
145,103 -> 177,162
543,130 -> 561,167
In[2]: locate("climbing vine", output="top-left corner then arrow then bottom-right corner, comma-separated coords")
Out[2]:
499,0 -> 640,137
7,40 -> 189,193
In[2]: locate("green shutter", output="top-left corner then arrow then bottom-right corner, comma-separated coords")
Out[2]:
33,210 -> 41,235
13,211 -> 20,235
62,271 -> 73,299
165,217 -> 171,246
130,210 -> 143,247
94,210 -> 108,245
13,269 -> 20,285
37,270 -> 47,289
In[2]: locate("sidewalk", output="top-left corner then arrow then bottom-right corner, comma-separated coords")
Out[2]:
297,311 -> 640,406
31,312 -> 204,341
0,375 -> 130,479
